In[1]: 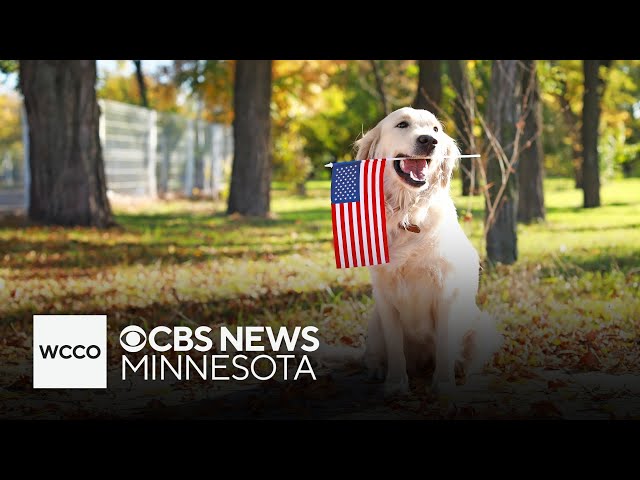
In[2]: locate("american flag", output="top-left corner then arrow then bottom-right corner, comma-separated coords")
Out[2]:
331,159 -> 389,268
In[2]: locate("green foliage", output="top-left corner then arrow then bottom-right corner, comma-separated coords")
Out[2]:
0,60 -> 17,75
97,66 -> 184,115
94,59 -> 640,184
171,60 -> 234,123
0,93 -> 23,180
538,60 -> 640,179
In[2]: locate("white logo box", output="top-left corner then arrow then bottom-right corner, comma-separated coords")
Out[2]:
33,315 -> 107,389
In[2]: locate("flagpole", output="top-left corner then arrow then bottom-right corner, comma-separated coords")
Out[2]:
324,154 -> 481,168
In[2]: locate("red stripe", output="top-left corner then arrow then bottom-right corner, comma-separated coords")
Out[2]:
339,203 -> 349,268
348,200 -> 357,267
372,160 -> 382,265
379,159 -> 390,263
363,161 -> 374,264
355,189 -> 366,267
331,204 -> 341,268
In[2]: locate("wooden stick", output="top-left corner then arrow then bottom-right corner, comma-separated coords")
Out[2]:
324,154 -> 480,168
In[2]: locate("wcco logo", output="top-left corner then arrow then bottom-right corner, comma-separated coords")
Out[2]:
39,344 -> 102,360
33,315 -> 107,389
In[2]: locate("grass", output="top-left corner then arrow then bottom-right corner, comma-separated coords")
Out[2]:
1,177 -> 639,379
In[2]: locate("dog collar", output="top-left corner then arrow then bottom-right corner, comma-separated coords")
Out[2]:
393,207 -> 420,233
398,222 -> 421,233
391,206 -> 421,233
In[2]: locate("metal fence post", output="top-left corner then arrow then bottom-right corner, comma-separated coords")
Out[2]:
207,124 -> 218,198
147,110 -> 158,198
184,119 -> 195,197
211,124 -> 223,199
21,102 -> 30,211
160,127 -> 170,195
98,99 -> 106,148
224,125 -> 233,170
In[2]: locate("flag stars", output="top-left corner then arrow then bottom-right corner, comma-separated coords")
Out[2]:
331,162 -> 360,204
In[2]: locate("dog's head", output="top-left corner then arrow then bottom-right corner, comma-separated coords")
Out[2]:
355,107 -> 460,211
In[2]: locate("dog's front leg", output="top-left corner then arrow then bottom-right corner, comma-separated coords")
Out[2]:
365,308 -> 386,381
431,292 -> 458,397
376,296 -> 409,397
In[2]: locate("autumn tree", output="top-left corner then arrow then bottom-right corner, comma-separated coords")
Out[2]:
547,61 -> 584,187
0,93 -> 23,180
369,60 -> 388,115
98,71 -> 181,116
582,60 -> 611,208
20,60 -> 113,227
171,60 -> 234,193
484,60 -> 525,265
448,60 -> 478,196
133,60 -> 148,108
517,60 -> 545,223
227,60 -> 273,217
414,60 -> 441,112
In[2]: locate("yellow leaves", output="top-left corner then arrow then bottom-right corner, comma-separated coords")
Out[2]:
0,93 -> 22,163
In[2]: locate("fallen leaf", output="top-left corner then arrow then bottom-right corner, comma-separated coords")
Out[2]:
579,351 -> 600,369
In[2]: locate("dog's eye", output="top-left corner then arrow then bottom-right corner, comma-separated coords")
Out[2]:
433,126 -> 439,132
395,121 -> 409,129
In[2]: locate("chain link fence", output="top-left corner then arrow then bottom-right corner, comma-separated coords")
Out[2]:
0,98 -> 233,212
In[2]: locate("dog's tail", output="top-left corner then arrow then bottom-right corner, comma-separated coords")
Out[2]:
462,310 -> 504,375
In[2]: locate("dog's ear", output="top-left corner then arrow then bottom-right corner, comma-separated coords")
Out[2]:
354,125 -> 380,160
440,137 -> 461,188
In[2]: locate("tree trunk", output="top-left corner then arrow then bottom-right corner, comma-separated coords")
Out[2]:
193,101 -> 205,192
554,77 -> 583,189
574,160 -> 583,189
414,60 -> 441,112
485,60 -> 522,265
133,60 -> 148,108
227,60 -> 272,217
20,60 -> 114,227
582,60 -> 605,208
369,60 -> 388,116
517,60 -> 545,223
448,60 -> 478,196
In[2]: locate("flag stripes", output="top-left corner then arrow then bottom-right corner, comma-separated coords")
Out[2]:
331,159 -> 389,268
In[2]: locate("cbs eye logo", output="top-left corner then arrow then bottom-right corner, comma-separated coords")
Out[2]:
119,325 -> 147,353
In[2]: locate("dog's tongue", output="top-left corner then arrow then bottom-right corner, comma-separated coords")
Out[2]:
400,159 -> 428,181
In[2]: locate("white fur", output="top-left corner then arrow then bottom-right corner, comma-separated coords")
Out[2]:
355,107 -> 502,397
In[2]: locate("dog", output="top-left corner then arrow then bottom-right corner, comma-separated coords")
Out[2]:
355,107 -> 502,397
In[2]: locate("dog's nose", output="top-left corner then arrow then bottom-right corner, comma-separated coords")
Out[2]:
417,135 -> 438,146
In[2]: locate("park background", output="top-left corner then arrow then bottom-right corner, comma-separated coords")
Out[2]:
0,60 -> 639,419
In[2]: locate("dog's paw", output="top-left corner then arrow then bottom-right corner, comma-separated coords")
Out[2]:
384,376 -> 410,398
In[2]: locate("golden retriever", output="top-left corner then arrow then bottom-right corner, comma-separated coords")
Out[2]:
355,107 -> 502,397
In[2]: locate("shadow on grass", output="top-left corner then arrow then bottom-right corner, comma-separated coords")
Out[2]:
0,205 -> 335,270
539,250 -> 640,276
115,209 -> 330,238
543,223 -> 640,233
1,283 -> 372,327
0,236 -> 331,271
566,251 -> 640,274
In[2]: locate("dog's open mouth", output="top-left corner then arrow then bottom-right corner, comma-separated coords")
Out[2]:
393,155 -> 430,187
